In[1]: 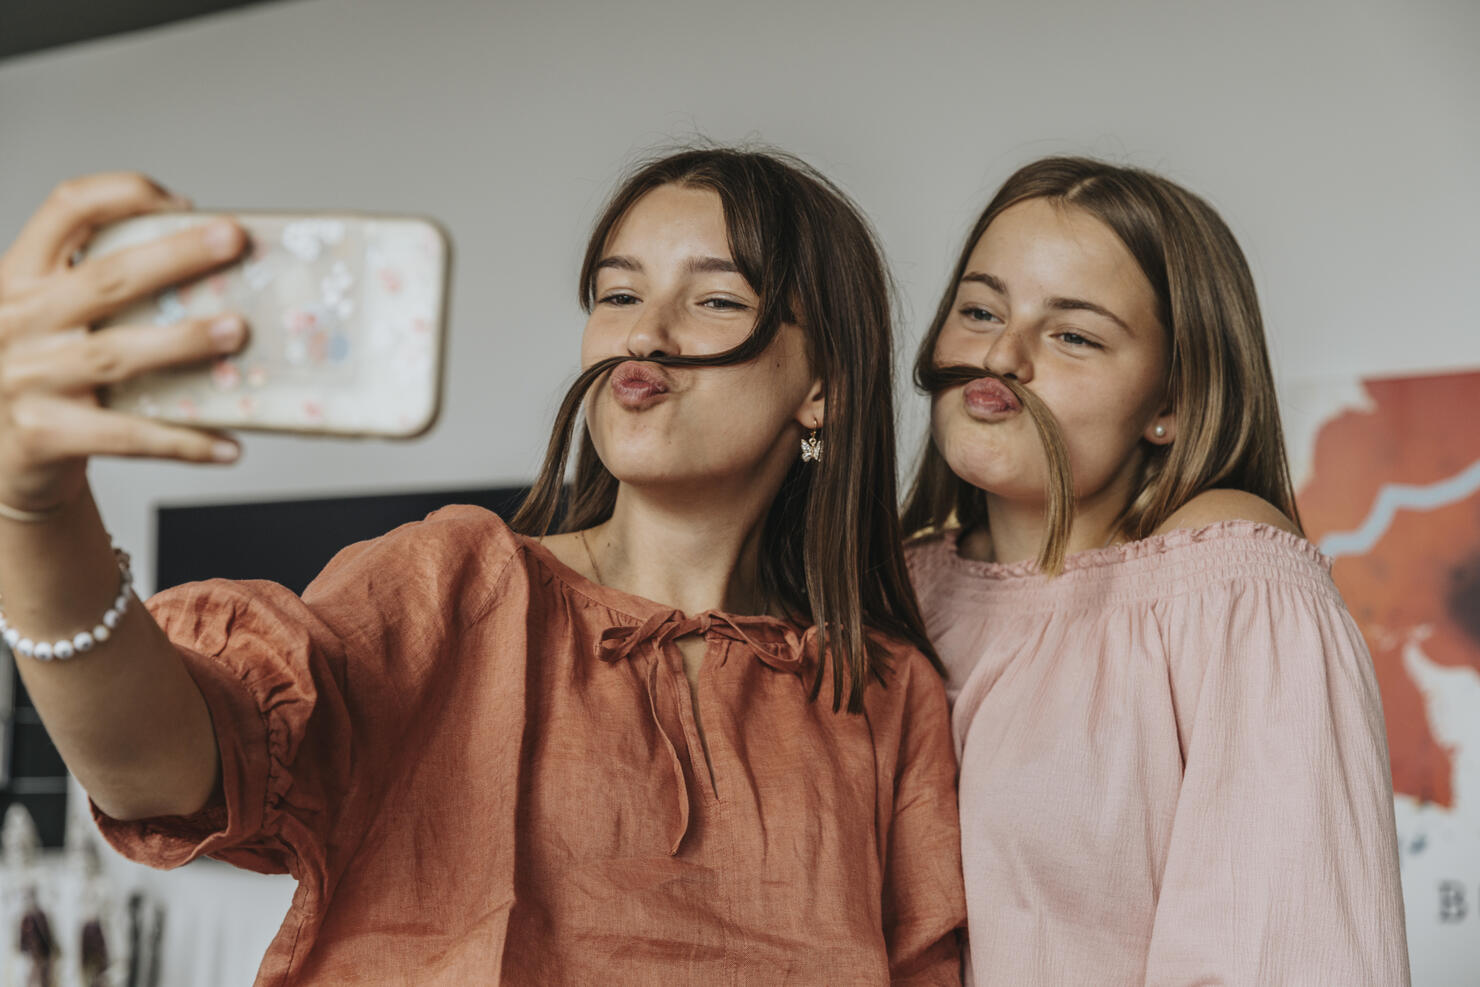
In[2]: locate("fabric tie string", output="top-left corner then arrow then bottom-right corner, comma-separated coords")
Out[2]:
596,610 -> 816,855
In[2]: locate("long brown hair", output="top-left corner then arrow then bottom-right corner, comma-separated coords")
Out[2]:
902,156 -> 1302,568
512,147 -> 938,711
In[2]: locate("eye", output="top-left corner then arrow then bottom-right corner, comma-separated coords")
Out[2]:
700,296 -> 749,311
599,291 -> 640,306
1054,331 -> 1103,350
957,304 -> 1001,326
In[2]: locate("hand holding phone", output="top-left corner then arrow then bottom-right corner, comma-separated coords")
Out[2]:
86,212 -> 450,438
0,174 -> 254,515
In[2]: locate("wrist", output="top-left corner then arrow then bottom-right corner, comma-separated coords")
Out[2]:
1,546 -> 133,660
0,500 -> 67,523
0,470 -> 88,524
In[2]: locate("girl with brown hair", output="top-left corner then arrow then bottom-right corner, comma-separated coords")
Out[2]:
0,149 -> 965,983
903,157 -> 1408,984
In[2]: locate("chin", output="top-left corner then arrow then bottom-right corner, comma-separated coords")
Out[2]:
588,433 -> 715,487
952,469 -> 1041,501
589,442 -> 674,482
936,441 -> 1039,500
593,412 -> 789,483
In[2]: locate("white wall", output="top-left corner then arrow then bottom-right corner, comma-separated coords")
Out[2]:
3,0 -> 1476,588
2,0 -> 1477,983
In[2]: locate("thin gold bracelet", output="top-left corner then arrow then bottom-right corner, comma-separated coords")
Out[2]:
0,500 -> 65,524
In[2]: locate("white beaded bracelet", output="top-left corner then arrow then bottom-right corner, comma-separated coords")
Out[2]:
0,547 -> 133,661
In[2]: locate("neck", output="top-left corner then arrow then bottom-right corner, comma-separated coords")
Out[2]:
583,481 -> 773,616
966,457 -> 1144,566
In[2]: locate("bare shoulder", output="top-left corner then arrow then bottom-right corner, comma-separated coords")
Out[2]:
1154,489 -> 1302,536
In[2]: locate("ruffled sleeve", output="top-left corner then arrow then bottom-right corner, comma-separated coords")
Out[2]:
1143,545 -> 1410,985
92,506 -> 519,888
872,648 -> 967,984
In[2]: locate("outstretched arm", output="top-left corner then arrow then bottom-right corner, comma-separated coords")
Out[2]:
0,173 -> 250,820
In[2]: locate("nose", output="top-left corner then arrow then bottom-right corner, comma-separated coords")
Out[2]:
982,326 -> 1033,384
625,298 -> 681,359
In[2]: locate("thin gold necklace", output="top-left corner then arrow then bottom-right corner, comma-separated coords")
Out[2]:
579,528 -> 605,585
580,527 -> 773,617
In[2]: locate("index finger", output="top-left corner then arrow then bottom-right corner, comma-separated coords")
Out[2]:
5,173 -> 188,281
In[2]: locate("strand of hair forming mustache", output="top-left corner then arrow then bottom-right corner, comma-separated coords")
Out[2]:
511,319 -> 785,539
918,364 -> 1074,575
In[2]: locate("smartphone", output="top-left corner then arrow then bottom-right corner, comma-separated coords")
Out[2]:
84,212 -> 450,438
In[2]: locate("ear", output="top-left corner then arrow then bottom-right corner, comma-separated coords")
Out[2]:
1144,405 -> 1176,446
793,377 -> 826,430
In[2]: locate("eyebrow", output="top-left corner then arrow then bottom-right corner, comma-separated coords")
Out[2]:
1047,296 -> 1133,334
960,271 -> 1008,295
685,255 -> 740,275
959,270 -> 1133,335
595,255 -> 741,275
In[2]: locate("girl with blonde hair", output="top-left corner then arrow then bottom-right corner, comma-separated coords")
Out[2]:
904,156 -> 1408,984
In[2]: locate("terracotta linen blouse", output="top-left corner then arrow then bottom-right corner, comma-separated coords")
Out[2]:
906,521 -> 1409,986
95,506 -> 966,984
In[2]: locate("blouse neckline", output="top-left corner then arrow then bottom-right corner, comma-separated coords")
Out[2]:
924,519 -> 1331,582
517,530 -> 803,633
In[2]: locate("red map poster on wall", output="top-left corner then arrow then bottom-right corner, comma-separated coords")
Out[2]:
1294,368 -> 1480,986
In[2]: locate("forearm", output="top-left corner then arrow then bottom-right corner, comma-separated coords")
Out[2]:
0,486 -> 218,820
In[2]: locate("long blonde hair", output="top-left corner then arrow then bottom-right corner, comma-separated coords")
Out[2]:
902,156 -> 1301,571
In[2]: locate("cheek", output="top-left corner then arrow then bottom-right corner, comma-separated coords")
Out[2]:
933,326 -> 985,366
590,364 -> 806,482
928,393 -> 955,445
579,337 -> 599,367
581,305 -> 647,366
1044,360 -> 1162,441
929,392 -> 1043,494
713,360 -> 810,435
585,322 -> 814,480
1035,371 -> 1161,493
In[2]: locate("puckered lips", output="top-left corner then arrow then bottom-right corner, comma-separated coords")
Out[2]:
962,377 -> 1022,422
610,360 -> 672,410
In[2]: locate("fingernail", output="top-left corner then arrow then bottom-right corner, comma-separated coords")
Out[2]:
204,220 -> 242,258
212,441 -> 240,463
211,316 -> 245,348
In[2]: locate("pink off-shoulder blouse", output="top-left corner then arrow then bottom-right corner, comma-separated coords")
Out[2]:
907,521 -> 1409,986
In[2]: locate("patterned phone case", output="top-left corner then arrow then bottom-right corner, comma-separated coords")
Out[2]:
86,212 -> 449,437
